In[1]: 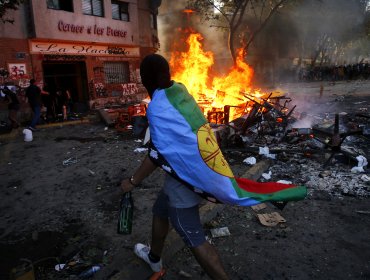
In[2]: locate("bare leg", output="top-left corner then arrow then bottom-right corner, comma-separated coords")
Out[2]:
63,105 -> 67,120
150,215 -> 169,257
191,241 -> 229,280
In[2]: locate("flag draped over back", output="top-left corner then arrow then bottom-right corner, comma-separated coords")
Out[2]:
147,82 -> 307,206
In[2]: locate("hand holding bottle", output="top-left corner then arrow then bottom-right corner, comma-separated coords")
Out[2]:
117,191 -> 134,234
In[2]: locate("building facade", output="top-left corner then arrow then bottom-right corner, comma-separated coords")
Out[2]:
0,0 -> 161,111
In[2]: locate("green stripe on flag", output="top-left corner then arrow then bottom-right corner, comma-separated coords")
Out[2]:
165,82 -> 207,133
231,179 -> 307,202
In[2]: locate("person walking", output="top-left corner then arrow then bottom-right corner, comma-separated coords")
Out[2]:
25,79 -> 42,131
120,54 -> 306,279
2,86 -> 20,128
120,54 -> 229,279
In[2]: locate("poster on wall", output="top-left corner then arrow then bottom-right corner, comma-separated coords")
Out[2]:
8,63 -> 27,78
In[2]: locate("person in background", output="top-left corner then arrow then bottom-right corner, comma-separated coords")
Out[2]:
62,89 -> 72,120
120,54 -> 229,280
25,79 -> 42,131
2,86 -> 20,128
41,84 -> 53,122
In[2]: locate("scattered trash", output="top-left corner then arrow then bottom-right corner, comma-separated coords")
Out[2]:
258,146 -> 276,159
63,157 -> 78,166
23,128 -> 33,142
356,210 -> 370,215
257,212 -> 286,227
357,155 -> 368,166
262,171 -> 272,180
361,174 -> 370,182
259,146 -> 270,155
88,169 -> 95,176
178,270 -> 192,278
251,203 -> 267,212
134,147 -> 148,153
266,153 -> 277,159
243,157 -> 256,165
351,155 -> 368,173
54,263 -> 66,271
277,180 -> 293,184
210,227 -> 231,238
78,265 -> 101,279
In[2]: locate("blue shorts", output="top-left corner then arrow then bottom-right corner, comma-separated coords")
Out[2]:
152,190 -> 206,248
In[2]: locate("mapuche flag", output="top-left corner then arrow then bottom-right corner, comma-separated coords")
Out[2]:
147,82 -> 307,206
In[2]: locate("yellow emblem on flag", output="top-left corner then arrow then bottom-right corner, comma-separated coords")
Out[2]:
197,123 -> 234,177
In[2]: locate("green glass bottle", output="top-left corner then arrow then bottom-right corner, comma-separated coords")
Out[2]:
117,191 -> 133,234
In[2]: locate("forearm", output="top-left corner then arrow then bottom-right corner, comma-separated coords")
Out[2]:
121,155 -> 157,192
131,155 -> 157,185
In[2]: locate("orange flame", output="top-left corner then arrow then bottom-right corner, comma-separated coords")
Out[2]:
170,31 -> 260,121
170,32 -> 214,100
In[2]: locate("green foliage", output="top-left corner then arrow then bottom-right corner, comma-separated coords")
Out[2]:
0,0 -> 24,24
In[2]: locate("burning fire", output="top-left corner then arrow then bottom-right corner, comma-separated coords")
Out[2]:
170,30 -> 262,121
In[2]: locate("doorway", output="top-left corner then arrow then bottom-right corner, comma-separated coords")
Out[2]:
42,61 -> 89,113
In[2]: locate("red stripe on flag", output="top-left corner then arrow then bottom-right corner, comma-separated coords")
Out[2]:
235,177 -> 296,194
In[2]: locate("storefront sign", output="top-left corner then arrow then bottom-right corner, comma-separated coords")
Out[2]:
30,41 -> 139,57
58,21 -> 128,38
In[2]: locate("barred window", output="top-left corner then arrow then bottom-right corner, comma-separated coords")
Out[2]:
83,0 -> 104,17
104,62 -> 130,84
112,1 -> 129,21
47,0 -> 74,12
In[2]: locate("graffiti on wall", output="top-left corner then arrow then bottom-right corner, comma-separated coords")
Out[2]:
94,82 -> 107,97
121,83 -> 138,96
8,63 -> 27,78
1,64 -> 31,88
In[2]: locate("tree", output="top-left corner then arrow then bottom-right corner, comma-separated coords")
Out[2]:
290,0 -> 370,67
187,0 -> 291,64
0,0 -> 24,24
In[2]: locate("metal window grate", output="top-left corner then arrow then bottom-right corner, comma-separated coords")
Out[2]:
112,1 -> 129,21
83,0 -> 104,16
104,62 -> 130,84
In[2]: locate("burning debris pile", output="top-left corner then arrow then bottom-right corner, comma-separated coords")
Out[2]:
168,30 -> 370,198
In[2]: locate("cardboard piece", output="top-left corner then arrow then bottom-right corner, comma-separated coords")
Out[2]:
251,203 -> 267,212
257,212 -> 286,227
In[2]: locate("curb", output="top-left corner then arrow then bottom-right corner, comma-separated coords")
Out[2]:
0,119 -> 91,141
37,118 -> 91,129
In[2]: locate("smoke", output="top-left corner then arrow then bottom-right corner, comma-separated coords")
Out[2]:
158,0 -> 369,83
288,0 -> 369,65
157,1 -> 233,74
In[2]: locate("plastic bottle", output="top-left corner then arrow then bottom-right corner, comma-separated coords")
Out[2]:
78,265 -> 101,278
117,191 -> 134,234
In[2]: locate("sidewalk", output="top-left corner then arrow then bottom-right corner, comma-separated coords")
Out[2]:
0,117 -> 92,141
